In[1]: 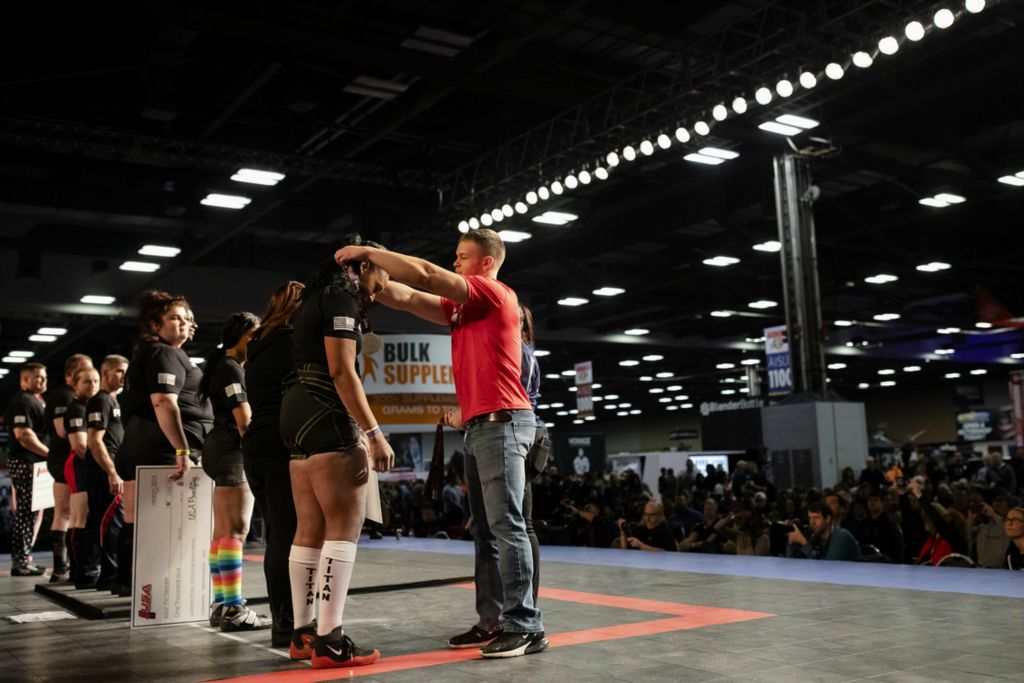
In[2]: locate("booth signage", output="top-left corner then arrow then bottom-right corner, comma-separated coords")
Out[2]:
700,398 -> 763,416
764,325 -> 792,397
575,361 -> 594,418
362,335 -> 458,426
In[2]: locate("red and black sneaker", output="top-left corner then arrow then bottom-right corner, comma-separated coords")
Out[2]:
289,621 -> 317,660
310,626 -> 380,669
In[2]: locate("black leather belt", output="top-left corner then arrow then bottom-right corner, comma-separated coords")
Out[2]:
465,410 -> 514,428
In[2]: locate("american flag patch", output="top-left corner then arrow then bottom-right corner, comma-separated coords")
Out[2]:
88,412 -> 102,422
225,383 -> 243,397
69,418 -> 84,428
333,316 -> 356,332
14,415 -> 26,424
157,372 -> 177,385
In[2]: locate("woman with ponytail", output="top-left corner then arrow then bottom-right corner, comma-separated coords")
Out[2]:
241,281 -> 305,647
200,311 -> 266,631
280,236 -> 393,668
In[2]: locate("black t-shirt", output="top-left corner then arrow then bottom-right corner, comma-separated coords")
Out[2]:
1008,542 -> 1023,571
4,390 -> 48,460
207,356 -> 247,429
245,327 -> 294,440
121,339 -> 213,443
633,521 -> 678,552
292,287 -> 362,368
86,390 -> 123,461
63,398 -> 89,459
45,384 -> 75,463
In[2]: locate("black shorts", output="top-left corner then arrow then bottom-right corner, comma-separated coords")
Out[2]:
118,416 -> 202,481
202,425 -> 246,487
47,453 -> 67,485
280,367 -> 360,460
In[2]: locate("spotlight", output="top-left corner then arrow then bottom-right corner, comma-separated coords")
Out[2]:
674,127 -> 691,143
564,174 -> 578,190
469,217 -> 480,229
965,0 -> 985,13
526,191 -> 538,204
934,8 -> 955,28
514,201 -> 528,214
775,79 -> 793,97
694,121 -> 710,136
755,87 -> 772,105
622,145 -> 637,161
458,220 -> 469,233
537,186 -> 550,200
905,20 -> 925,41
501,204 -> 514,217
639,140 -> 655,156
731,96 -> 747,114
551,180 -> 564,195
825,62 -> 844,79
799,71 -> 817,88
578,170 -> 592,184
606,151 -> 620,167
657,133 -> 672,149
878,36 -> 899,55
481,213 -> 493,226
712,104 -> 728,121
594,166 -> 609,180
852,51 -> 873,68
491,208 -> 504,222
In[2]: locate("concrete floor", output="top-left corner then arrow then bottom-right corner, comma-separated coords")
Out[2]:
2,538 -> 1022,682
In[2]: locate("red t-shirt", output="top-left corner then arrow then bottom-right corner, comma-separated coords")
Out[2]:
440,275 -> 531,421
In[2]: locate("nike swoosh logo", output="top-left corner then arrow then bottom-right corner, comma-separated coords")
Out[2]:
326,644 -> 347,657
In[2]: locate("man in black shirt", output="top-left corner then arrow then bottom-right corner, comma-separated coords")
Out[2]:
4,362 -> 49,575
44,353 -> 93,582
858,489 -> 902,561
81,355 -> 129,589
616,501 -> 677,552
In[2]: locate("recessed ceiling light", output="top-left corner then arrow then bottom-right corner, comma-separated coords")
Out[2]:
703,256 -> 740,267
721,389 -> 736,395
231,168 -> 285,186
497,230 -> 531,243
970,368 -> 987,375
937,327 -> 961,334
532,211 -> 578,226
655,371 -> 673,378
834,320 -> 854,327
80,295 -> 116,305
557,297 -> 588,307
639,376 -> 653,382
934,348 -> 955,355
944,372 -> 961,379
200,193 -> 251,209
9,351 -> 34,358
684,153 -> 724,166
593,287 -> 625,296
1009,352 -> 1024,360
624,328 -> 649,336
864,274 -> 898,284
748,300 -> 778,309
666,385 -> 682,391
716,363 -> 736,370
550,402 -> 565,408
878,369 -> 895,375
903,366 -> 921,373
857,382 -> 870,389
642,354 -> 664,362
879,380 -> 896,387
827,363 -> 847,370
916,262 -> 951,272
119,261 -> 160,273
700,147 -> 739,160
873,313 -> 900,321
37,327 -> 67,336
975,322 -> 993,329
28,334 -> 57,342
619,360 -> 640,367
710,310 -> 733,318
534,350 -> 550,357
650,387 -> 665,394
753,241 -> 781,252
758,121 -> 802,136
740,359 -> 761,366
997,175 -> 1024,186
545,373 -> 561,380
138,245 -> 182,258
604,394 -> 618,400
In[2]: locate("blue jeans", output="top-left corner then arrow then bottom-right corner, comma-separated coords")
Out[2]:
463,411 -> 542,633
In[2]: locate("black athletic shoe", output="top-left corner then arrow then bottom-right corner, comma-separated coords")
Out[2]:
95,578 -> 115,591
209,601 -> 225,628
480,631 -> 549,658
114,583 -> 132,597
49,570 -> 70,584
289,621 -> 317,660
75,577 -> 99,590
310,627 -> 379,669
11,564 -> 46,577
220,604 -> 272,632
447,625 -> 503,649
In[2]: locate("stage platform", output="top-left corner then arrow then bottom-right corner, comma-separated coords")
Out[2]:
2,537 -> 1022,682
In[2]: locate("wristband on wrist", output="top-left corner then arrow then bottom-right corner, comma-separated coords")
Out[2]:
175,448 -> 191,456
364,426 -> 382,438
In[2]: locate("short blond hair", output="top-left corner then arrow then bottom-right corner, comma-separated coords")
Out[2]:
460,228 -> 505,269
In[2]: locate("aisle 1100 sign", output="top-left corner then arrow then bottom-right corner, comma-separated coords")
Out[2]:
764,325 -> 793,397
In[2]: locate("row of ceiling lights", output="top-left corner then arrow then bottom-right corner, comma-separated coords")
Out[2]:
453,2 -> 990,234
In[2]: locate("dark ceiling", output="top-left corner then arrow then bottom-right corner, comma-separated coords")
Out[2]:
2,0 -> 1023,426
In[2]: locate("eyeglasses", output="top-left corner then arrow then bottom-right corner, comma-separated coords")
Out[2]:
1005,517 -> 1024,525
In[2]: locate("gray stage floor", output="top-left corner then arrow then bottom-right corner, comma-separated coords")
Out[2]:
2,540 -> 1022,682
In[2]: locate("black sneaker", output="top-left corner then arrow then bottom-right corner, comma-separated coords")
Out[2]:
289,620 -> 317,660
220,604 -> 272,632
49,570 -> 70,584
310,627 -> 379,669
448,624 -> 502,649
11,564 -> 46,577
480,631 -> 549,658
209,601 -> 225,628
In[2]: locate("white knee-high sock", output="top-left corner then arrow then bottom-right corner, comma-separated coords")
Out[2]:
316,540 -> 357,636
288,545 -> 321,628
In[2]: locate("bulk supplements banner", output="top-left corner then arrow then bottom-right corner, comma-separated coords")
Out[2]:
362,335 -> 459,427
132,467 -> 214,628
575,361 -> 594,418
764,325 -> 793,397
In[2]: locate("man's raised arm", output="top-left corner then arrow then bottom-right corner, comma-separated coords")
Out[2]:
335,246 -> 468,303
376,282 -> 449,327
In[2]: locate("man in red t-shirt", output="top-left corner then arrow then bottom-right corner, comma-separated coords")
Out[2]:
335,229 -> 546,658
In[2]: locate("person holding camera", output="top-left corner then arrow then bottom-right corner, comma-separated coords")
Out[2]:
786,502 -> 861,561
615,501 -> 676,552
678,497 -> 732,553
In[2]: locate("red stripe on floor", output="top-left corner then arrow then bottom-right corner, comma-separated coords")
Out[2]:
211,585 -> 774,682
243,554 -> 264,562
